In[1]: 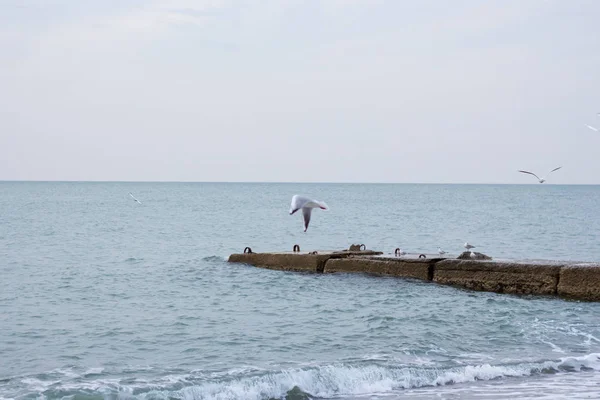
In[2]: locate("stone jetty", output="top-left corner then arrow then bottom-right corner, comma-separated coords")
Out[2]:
228,246 -> 600,301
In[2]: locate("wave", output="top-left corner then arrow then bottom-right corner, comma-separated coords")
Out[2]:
201,256 -> 228,263
4,354 -> 600,400
124,257 -> 144,263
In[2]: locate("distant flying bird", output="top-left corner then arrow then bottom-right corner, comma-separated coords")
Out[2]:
518,167 -> 562,183
464,242 -> 475,251
438,247 -> 446,256
129,192 -> 142,204
289,195 -> 328,232
585,124 -> 598,132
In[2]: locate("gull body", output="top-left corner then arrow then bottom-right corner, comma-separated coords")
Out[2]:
518,167 -> 562,183
464,242 -> 475,251
289,195 -> 328,232
438,247 -> 446,256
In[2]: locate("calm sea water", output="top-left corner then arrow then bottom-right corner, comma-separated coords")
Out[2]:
1,182 -> 600,399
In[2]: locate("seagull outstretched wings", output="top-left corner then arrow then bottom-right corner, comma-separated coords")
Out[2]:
289,195 -> 328,232
129,192 -> 142,204
518,167 -> 561,183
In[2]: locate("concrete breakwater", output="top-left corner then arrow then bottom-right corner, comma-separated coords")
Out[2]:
228,247 -> 600,301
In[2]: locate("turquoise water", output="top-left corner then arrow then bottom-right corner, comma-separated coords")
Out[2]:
1,182 -> 600,399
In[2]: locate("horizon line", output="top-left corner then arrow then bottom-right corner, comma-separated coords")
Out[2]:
0,180 -> 598,185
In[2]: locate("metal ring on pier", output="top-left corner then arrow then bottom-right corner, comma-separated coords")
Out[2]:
244,247 -> 253,254
394,248 -> 401,256
293,244 -> 300,252
360,244 -> 366,251
419,254 -> 426,259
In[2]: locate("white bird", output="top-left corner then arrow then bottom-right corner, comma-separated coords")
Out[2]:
464,242 -> 475,251
470,251 -> 476,259
397,248 -> 406,256
585,124 -> 598,132
129,192 -> 142,204
438,247 -> 446,255
517,167 -> 562,183
289,195 -> 328,232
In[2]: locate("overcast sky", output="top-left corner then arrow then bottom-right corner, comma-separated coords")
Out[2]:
1,0 -> 599,183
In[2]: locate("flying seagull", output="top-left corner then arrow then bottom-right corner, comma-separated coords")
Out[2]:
585,124 -> 598,132
518,167 -> 562,183
129,192 -> 142,204
464,242 -> 475,251
289,195 -> 328,232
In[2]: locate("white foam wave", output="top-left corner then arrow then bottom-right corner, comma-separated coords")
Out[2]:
167,355 -> 600,399
559,353 -> 600,372
84,367 -> 105,376
8,354 -> 600,400
19,377 -> 61,392
201,256 -> 228,263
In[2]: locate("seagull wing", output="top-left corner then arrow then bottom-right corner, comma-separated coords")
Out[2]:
290,195 -> 328,213
290,195 -> 311,214
539,166 -> 562,181
129,193 -> 141,204
548,166 -> 562,174
314,200 -> 328,210
518,170 -> 541,180
302,207 -> 312,232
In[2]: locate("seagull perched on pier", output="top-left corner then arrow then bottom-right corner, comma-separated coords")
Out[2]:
129,192 -> 142,204
518,167 -> 562,183
289,195 -> 328,232
438,247 -> 446,255
464,242 -> 475,251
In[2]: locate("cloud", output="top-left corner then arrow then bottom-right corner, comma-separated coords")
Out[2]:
2,0 -> 600,182
113,0 -> 230,32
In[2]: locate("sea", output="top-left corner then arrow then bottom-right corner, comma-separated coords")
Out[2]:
1,182 -> 600,400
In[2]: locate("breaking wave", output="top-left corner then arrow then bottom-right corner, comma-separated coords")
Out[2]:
4,354 -> 600,400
